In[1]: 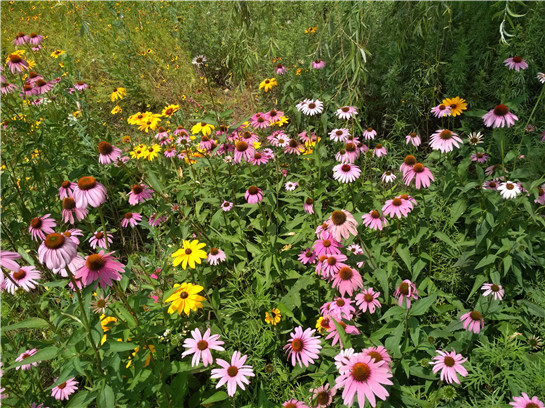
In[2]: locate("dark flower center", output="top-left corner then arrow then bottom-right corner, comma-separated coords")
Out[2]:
277,64 -> 283,69
30,33 -> 38,38
366,127 -> 373,132
98,141 -> 113,155
339,267 -> 353,280
24,84 -> 33,91
526,404 -> 539,408
291,338 -> 304,352
22,353 -> 31,360
404,155 -> 416,166
506,183 -> 514,190
336,130 -> 343,135
17,32 -> 26,38
210,248 -> 219,256
227,365 -> 239,377
305,251 -> 313,257
179,291 -> 189,299
364,293 -> 374,302
285,404 -> 297,408
95,232 -> 104,240
327,257 -> 337,266
538,188 -> 544,196
30,217 -> 43,228
257,117 -> 265,123
513,56 -> 522,63
410,132 -> 417,137
223,202 -> 230,207
77,80 -> 85,86
490,284 -> 500,292
375,144 -> 383,149
450,104 -> 457,109
336,298 -> 345,306
63,197 -> 76,210
254,153 -> 262,160
477,153 -> 484,158
289,139 -> 298,148
270,110 -> 277,117
306,198 -> 313,205
400,194 -> 409,200
36,79 -> 47,87
184,248 -> 192,255
413,163 -> 425,173
13,269 -> 27,280
493,104 -> 509,116
322,240 -> 331,248
124,212 -> 133,219
440,130 -> 452,140
469,311 -> 482,321
371,210 -> 380,219
10,54 -> 22,63
345,143 -> 356,152
197,340 -> 208,351
242,131 -> 252,140
44,233 -> 65,249
248,186 -> 259,195
96,299 -> 106,308
341,107 -> 350,113
399,282 -> 410,295
341,164 -> 351,172
489,181 -> 497,188
443,356 -> 455,367
201,135 -> 210,142
236,141 -> 248,152
132,185 -> 144,194
368,351 -> 383,362
331,210 -> 347,226
316,391 -> 330,405
78,176 -> 97,190
86,254 -> 106,271
352,362 -> 371,382
57,382 -> 67,390
392,198 -> 402,207
308,103 -> 316,109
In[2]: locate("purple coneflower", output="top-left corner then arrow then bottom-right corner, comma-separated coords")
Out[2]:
332,163 -> 361,183
430,129 -> 463,153
182,328 -> 225,367
59,181 -> 77,199
403,163 -> 434,189
127,184 -> 153,205
504,56 -> 528,71
483,104 -> 518,128
381,171 -> 396,184
284,326 -> 322,367
283,400 -> 310,408
263,109 -> 284,123
362,127 -> 376,140
429,350 -> 468,384
336,106 -> 358,120
89,231 -> 113,250
373,143 -> 387,157
32,79 -> 54,95
1,82 -> 17,95
362,346 -> 392,366
234,141 -> 255,163
362,210 -> 387,231
327,297 -> 356,321
7,54 -> 29,74
431,104 -> 451,118
164,147 -> 177,158
284,138 -> 303,155
300,99 -> 323,116
310,384 -> 336,407
471,152 -> 489,163
245,186 -> 264,204
221,201 -> 233,212
332,266 -> 363,297
355,288 -> 382,314
73,176 -> 107,208
28,32 -> 43,45
74,81 -> 89,91
535,185 -> 545,205
15,349 -> 40,371
207,248 -> 226,265
481,283 -> 504,300
275,64 -> 287,75
28,214 -> 56,241
62,197 -> 88,224
3,266 -> 41,294
303,198 -> 314,214
121,212 -> 141,228
298,248 -> 317,265
312,60 -> 326,69
405,132 -> 421,147
210,351 -> 254,397
0,250 -> 21,272
320,254 -> 349,279
394,279 -> 418,308
51,378 -> 78,401
325,210 -> 358,242
313,235 -> 342,258
75,250 -> 125,289
329,128 -> 350,142
98,141 -> 122,165
13,32 -> 30,45
498,181 -> 521,199
382,197 -> 413,219
285,181 -> 298,191
510,393 -> 544,408
250,113 -> 270,129
460,310 -> 484,334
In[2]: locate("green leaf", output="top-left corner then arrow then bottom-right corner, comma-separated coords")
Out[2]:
331,319 -> 351,348
434,231 -> 457,249
97,385 -> 114,408
201,391 -> 228,405
467,274 -> 488,301
1,317 -> 49,333
475,254 -> 497,269
66,391 -> 95,408
102,341 -> 136,353
396,245 -> 412,272
8,346 -> 58,370
410,293 -> 437,316
519,300 -> 545,318
449,199 -> 467,226
374,268 -> 389,300
146,169 -> 165,194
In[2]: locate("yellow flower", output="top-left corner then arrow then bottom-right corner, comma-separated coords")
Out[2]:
122,135 -> 131,144
130,144 -> 147,160
127,111 -> 150,125
111,87 -> 127,102
296,69 -> 302,76
126,344 -> 155,368
111,105 -> 122,115
315,316 -> 331,334
191,122 -> 215,136
100,315 -> 117,333
165,283 -> 205,315
259,78 -> 278,92
138,115 -> 161,133
265,308 -> 281,326
50,49 -> 65,58
253,141 -> 261,150
305,27 -> 317,34
172,240 -> 207,269
302,137 -> 320,155
442,96 -> 467,117
27,60 -> 36,70
162,104 -> 180,117
143,144 -> 161,161
275,116 -> 289,127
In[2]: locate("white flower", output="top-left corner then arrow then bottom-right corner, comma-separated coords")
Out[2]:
381,171 -> 396,183
537,72 -> 545,84
285,181 -> 298,191
467,132 -> 484,146
498,181 -> 521,199
299,99 -> 323,116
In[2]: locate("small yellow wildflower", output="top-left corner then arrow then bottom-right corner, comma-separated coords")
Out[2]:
142,144 -> 161,161
121,136 -> 131,144
111,105 -> 122,115
162,104 -> 180,117
265,308 -> 281,326
50,49 -> 65,58
259,78 -> 278,92
275,116 -> 289,127
126,344 -> 155,368
111,87 -> 126,102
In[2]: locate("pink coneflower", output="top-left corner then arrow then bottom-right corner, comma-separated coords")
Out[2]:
313,235 -> 342,258
362,128 -> 376,140
182,328 -> 225,367
498,181 -> 521,199
0,250 -> 21,272
431,104 -> 451,118
75,250 -> 125,289
403,163 -> 434,189
210,351 -> 255,397
221,201 -> 233,212
335,353 -> 393,408
51,377 -> 78,401
332,163 -> 361,183
250,113 -> 270,129
275,64 -> 287,75
74,80 -> 89,91
320,254 -> 349,279
192,55 -> 207,66
327,297 -> 356,321
344,143 -> 360,162
207,248 -> 226,265
28,32 -> 44,45
73,176 -> 107,208
329,128 -> 350,142
460,310 -> 484,334
335,149 -> 350,163
483,104 -> 518,128
89,231 -> 113,250
245,186 -> 264,204
381,171 -> 396,184
197,135 -> 215,151
471,152 -> 489,163
284,326 -> 322,367
13,32 -> 30,45
332,266 -> 363,297
400,155 -> 417,176
334,348 -> 355,372
382,197 -> 413,219
20,82 -> 35,98
355,288 -> 382,314
429,350 -> 468,384
1,82 -> 17,95
284,138 -> 303,155
336,106 -> 358,120
298,248 -> 317,265
304,198 -> 314,214
482,179 -> 500,190
481,283 -> 504,301
285,181 -> 298,191
15,349 -> 40,370
326,320 -> 359,347
234,141 -> 256,163
98,141 -> 122,165
63,228 -> 83,246
373,144 -> 387,157
149,213 -> 166,227
239,130 -> 259,144
59,181 -> 77,199
3,266 -> 41,294
274,134 -> 290,147
164,147 -> 177,158
127,184 -> 153,205
405,132 -> 421,147
32,79 -> 55,95
28,214 -> 56,241
283,400 -> 309,408
429,129 -> 463,153
312,60 -> 326,69
504,56 -> 528,71
121,212 -> 142,228
39,236 -> 76,271
535,185 -> 545,205
62,197 -> 88,224
7,54 -> 29,74
299,131 -> 317,143
510,393 -> 544,408
362,346 -> 392,366
263,109 -> 284,123
52,254 -> 85,279
301,99 -> 324,116
394,280 -> 418,308
310,384 -> 336,407
325,210 -> 358,242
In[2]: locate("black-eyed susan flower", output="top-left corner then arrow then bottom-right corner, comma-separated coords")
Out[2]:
165,282 -> 205,315
259,78 -> 278,92
191,122 -> 215,136
162,104 -> 179,117
138,115 -> 161,132
442,96 -> 467,117
50,49 -> 65,59
111,105 -> 122,115
142,144 -> 161,161
172,240 -> 207,269
111,87 -> 126,102
265,308 -> 281,326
